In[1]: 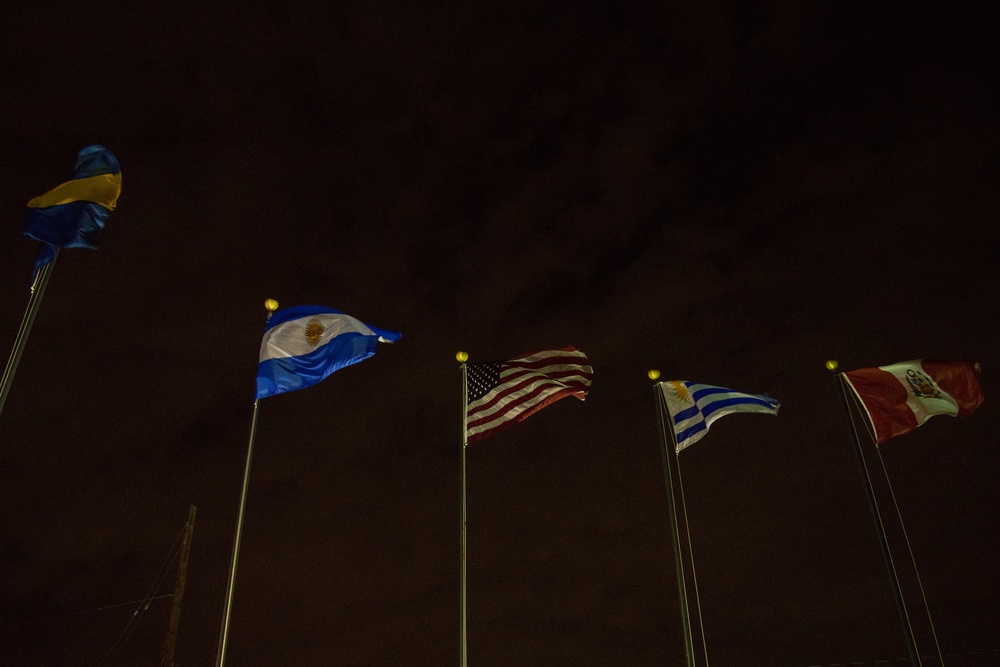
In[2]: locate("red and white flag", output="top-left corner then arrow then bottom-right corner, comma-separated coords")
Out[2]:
465,346 -> 592,443
843,359 -> 984,443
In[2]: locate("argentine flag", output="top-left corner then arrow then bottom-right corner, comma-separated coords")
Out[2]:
256,305 -> 400,400
659,381 -> 780,452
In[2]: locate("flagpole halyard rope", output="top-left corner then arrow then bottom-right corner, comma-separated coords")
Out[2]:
674,450 -> 710,667
836,373 -> 922,666
874,448 -> 945,665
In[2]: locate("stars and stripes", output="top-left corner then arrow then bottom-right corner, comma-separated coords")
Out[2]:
465,346 -> 593,443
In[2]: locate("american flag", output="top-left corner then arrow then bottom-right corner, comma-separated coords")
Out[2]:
465,346 -> 593,443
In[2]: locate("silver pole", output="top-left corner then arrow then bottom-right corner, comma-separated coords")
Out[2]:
215,399 -> 260,667
460,361 -> 468,667
654,384 -> 696,666
0,250 -> 59,424
836,374 -> 921,665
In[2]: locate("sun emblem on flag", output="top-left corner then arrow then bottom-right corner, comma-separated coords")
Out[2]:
304,319 -> 325,347
667,381 -> 692,403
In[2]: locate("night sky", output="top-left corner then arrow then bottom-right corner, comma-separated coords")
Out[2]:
2,2 -> 999,665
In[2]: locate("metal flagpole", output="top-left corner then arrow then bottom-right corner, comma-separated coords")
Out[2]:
652,376 -> 696,667
0,250 -> 59,423
215,299 -> 277,667
215,399 -> 260,667
673,443 -> 711,666
834,370 -> 921,666
458,352 -> 469,667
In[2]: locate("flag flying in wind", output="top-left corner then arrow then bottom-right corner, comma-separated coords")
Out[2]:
843,359 -> 984,443
658,381 -> 780,452
23,145 -> 122,275
256,305 -> 401,400
465,346 -> 592,443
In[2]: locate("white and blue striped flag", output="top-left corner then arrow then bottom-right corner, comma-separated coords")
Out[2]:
256,305 -> 400,399
658,381 -> 780,452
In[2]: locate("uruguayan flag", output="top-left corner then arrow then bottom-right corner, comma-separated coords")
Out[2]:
658,381 -> 780,452
256,305 -> 400,400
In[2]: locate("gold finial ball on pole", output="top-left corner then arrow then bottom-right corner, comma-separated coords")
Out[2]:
647,369 -> 661,380
264,298 -> 279,313
456,351 -> 469,363
825,359 -> 839,371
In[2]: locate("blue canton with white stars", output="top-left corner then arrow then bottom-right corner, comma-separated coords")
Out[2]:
467,362 -> 502,403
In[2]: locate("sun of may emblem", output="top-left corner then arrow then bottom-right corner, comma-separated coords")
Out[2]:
667,381 -> 692,403
304,319 -> 325,347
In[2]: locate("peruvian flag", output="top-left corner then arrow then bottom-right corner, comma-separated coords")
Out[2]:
843,360 -> 984,443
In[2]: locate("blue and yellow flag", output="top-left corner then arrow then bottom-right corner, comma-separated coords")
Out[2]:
23,145 -> 122,275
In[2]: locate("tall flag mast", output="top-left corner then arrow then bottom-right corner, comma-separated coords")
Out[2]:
214,300 -> 400,667
651,372 -> 780,667
834,358 -> 984,666
0,145 -> 121,422
457,351 -> 469,667
650,370 -> 695,667
0,260 -> 57,421
457,346 -> 592,667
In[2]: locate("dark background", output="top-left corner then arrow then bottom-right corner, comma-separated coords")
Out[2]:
1,2 -> 998,665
